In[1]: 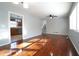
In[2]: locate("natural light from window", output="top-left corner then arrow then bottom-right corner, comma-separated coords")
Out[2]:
70,3 -> 79,32
70,5 -> 77,31
77,3 -> 79,32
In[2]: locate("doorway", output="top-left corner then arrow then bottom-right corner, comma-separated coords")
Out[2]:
9,12 -> 23,45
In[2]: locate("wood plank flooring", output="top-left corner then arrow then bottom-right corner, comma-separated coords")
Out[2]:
0,34 -> 78,56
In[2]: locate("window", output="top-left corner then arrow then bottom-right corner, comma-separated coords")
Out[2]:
70,3 -> 79,32
70,5 -> 77,31
77,3 -> 79,32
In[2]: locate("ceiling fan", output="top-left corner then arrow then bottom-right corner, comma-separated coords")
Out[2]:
48,14 -> 57,19
42,14 -> 57,24
45,14 -> 57,23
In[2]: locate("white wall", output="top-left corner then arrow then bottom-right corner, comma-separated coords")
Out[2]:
46,16 -> 69,35
23,15 -> 42,39
0,2 -> 42,46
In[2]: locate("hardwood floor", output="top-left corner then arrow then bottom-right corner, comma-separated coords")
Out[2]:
0,34 -> 78,56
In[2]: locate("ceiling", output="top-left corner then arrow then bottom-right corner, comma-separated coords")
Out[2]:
26,2 -> 76,19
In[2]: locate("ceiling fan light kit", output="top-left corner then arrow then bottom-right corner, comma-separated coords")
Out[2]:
49,14 -> 57,19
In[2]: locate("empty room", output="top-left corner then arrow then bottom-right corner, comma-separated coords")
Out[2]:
0,2 -> 79,56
